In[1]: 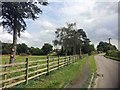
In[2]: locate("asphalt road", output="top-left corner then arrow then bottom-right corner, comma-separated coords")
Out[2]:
94,54 -> 119,88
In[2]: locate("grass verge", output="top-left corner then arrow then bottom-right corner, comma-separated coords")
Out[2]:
82,55 -> 96,88
105,55 -> 120,62
13,57 -> 88,88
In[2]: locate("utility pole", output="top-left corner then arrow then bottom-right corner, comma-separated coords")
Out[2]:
108,38 -> 112,44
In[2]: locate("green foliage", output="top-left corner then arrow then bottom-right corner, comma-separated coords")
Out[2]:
2,2 -> 48,37
2,43 -> 12,54
29,47 -> 43,55
53,23 -> 95,55
97,41 -> 117,52
1,41 -> 53,55
106,50 -> 120,60
17,43 -> 28,55
41,43 -> 53,55
82,44 -> 95,55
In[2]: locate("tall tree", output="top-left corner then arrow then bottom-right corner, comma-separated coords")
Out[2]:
41,43 -> 53,55
17,43 -> 28,55
1,2 -> 48,63
53,23 -> 76,55
76,29 -> 87,56
53,23 -> 90,56
97,41 -> 117,52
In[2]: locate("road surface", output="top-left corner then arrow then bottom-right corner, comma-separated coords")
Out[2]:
94,54 -> 119,88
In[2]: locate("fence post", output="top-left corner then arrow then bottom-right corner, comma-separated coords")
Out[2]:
3,62 -> 7,87
36,60 -> 39,79
64,56 -> 66,66
25,58 -> 28,84
77,55 -> 78,61
78,55 -> 79,60
75,55 -> 76,62
46,55 -> 49,76
74,55 -> 75,63
66,57 -> 69,65
70,55 -> 71,63
58,56 -> 60,69
69,56 -> 70,64
74,55 -> 76,62
73,55 -> 75,63
72,55 -> 73,63
76,55 -> 77,61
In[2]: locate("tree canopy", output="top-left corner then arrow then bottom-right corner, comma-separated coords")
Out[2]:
1,41 -> 53,55
97,41 -> 117,52
1,2 -> 48,37
53,23 -> 95,55
41,43 -> 53,55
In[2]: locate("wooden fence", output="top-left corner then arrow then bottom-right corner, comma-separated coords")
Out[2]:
0,55 -> 80,89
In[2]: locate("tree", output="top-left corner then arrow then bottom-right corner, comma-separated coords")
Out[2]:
17,43 -> 28,55
53,23 -> 77,55
28,47 -> 42,55
41,43 -> 53,55
53,23 -> 91,56
82,44 -> 95,55
2,43 -> 11,54
97,41 -> 117,52
76,29 -> 88,56
1,2 -> 48,63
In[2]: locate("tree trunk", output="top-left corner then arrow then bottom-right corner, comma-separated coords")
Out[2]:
73,46 -> 76,55
80,47 -> 82,58
65,48 -> 67,56
10,27 -> 17,64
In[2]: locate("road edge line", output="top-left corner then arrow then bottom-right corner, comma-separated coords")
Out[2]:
87,73 -> 95,89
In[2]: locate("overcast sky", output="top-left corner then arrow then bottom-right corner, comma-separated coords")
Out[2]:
0,0 -> 119,49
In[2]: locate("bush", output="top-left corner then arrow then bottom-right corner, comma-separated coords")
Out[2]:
106,50 -> 120,60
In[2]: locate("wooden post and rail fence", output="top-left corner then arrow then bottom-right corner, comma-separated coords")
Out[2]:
0,55 -> 80,89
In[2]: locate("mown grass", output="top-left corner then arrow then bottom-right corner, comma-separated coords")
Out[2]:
13,56 -> 88,88
1,55 -> 57,64
105,50 -> 120,61
89,55 -> 96,73
105,55 -> 120,62
82,55 -> 96,88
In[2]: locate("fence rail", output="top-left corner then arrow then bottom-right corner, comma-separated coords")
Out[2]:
0,55 -> 80,89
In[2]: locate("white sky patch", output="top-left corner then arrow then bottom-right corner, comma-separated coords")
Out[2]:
49,0 -> 119,2
0,26 -> 12,43
40,20 -> 56,30
21,31 -> 32,39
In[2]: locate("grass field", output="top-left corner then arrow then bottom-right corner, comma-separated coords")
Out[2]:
1,55 -> 57,64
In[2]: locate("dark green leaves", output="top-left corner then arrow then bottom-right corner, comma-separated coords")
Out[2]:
1,2 -> 48,37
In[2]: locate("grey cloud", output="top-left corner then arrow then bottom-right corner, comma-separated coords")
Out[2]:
93,2 -> 118,14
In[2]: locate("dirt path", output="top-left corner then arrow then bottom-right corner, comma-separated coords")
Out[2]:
93,54 -> 119,88
66,59 -> 90,88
